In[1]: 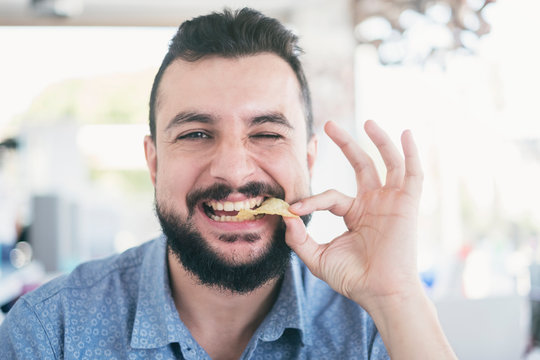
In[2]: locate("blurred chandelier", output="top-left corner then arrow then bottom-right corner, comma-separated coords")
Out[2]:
353,0 -> 496,65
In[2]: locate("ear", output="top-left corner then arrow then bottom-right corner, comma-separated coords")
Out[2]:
306,134 -> 318,178
144,135 -> 157,186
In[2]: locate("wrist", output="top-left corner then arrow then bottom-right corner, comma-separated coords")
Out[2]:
360,281 -> 457,360
354,277 -> 426,316
366,281 -> 426,319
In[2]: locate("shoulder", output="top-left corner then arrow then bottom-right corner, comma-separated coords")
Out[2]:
0,295 -> 57,359
23,239 -> 154,308
0,238 -> 162,357
7,240 -> 158,334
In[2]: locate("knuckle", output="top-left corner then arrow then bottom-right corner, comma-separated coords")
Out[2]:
323,189 -> 339,197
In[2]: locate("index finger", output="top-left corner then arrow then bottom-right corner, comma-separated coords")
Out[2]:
324,121 -> 381,193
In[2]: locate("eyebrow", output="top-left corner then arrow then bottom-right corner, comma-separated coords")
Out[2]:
165,110 -> 294,132
165,112 -> 214,132
251,112 -> 294,129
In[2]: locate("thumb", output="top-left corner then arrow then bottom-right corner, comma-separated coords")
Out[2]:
284,217 -> 323,278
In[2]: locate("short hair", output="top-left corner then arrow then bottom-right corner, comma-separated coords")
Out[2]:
148,7 -> 313,141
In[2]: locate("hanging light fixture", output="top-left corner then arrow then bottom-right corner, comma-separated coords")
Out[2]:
353,0 -> 496,65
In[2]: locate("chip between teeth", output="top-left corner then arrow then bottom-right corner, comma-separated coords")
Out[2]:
236,198 -> 298,220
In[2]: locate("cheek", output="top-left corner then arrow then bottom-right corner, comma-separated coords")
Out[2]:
287,146 -> 312,197
259,147 -> 311,200
154,156 -> 204,207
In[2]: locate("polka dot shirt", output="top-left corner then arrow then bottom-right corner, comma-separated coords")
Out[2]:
0,236 -> 389,359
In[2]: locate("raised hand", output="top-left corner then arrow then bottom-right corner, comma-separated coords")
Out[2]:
285,120 -> 456,359
284,119 -> 424,310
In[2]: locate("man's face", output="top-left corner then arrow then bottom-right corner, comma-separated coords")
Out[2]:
144,53 -> 317,289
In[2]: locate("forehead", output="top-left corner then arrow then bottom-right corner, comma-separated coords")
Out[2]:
155,53 -> 305,133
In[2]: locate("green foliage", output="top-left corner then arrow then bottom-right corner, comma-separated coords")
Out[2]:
89,169 -> 154,195
16,69 -> 155,125
11,70 -> 157,196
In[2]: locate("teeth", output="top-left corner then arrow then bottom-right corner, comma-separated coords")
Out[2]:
208,196 -> 264,212
210,214 -> 263,222
234,200 -> 250,211
211,214 -> 237,222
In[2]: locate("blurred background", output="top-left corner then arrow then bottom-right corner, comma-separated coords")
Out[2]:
0,0 -> 538,358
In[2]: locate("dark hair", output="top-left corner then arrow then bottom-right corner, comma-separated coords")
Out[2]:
148,7 -> 313,141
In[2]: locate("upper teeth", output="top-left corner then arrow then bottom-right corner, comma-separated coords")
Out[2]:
208,197 -> 264,211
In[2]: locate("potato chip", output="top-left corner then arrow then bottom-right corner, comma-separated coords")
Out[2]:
236,198 -> 298,220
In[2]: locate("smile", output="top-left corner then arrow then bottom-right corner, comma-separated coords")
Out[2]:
203,196 -> 265,222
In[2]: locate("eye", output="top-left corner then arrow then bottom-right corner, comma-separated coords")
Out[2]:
177,131 -> 211,140
251,133 -> 283,140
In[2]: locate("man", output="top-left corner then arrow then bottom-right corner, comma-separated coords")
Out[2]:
0,8 -> 456,359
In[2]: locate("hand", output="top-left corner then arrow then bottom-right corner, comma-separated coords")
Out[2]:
284,120 -> 424,310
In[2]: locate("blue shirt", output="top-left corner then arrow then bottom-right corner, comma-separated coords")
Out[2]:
0,236 -> 389,359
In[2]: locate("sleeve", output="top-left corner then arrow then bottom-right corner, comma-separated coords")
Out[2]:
0,299 -> 57,360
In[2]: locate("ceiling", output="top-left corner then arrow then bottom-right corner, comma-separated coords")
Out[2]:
0,0 -> 307,26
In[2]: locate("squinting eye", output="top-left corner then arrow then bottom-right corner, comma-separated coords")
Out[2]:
177,131 -> 210,140
252,133 -> 282,140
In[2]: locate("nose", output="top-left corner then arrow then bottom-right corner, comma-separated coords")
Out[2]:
209,137 -> 256,188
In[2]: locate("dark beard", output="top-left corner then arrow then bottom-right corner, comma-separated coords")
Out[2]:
156,182 -> 311,294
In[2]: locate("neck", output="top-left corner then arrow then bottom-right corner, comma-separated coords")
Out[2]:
167,251 -> 282,359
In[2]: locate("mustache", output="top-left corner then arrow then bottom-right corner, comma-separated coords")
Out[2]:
186,181 -> 286,216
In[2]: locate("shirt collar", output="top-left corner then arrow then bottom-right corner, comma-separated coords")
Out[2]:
130,236 -> 189,349
255,255 -> 313,346
130,237 -> 313,349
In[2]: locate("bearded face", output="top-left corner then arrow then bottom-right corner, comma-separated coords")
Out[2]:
156,182 -> 311,293
144,55 -> 317,294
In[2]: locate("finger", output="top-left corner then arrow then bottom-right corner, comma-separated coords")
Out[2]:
324,121 -> 381,193
401,129 -> 424,197
364,120 -> 405,188
289,189 -> 354,218
284,216 -> 324,278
